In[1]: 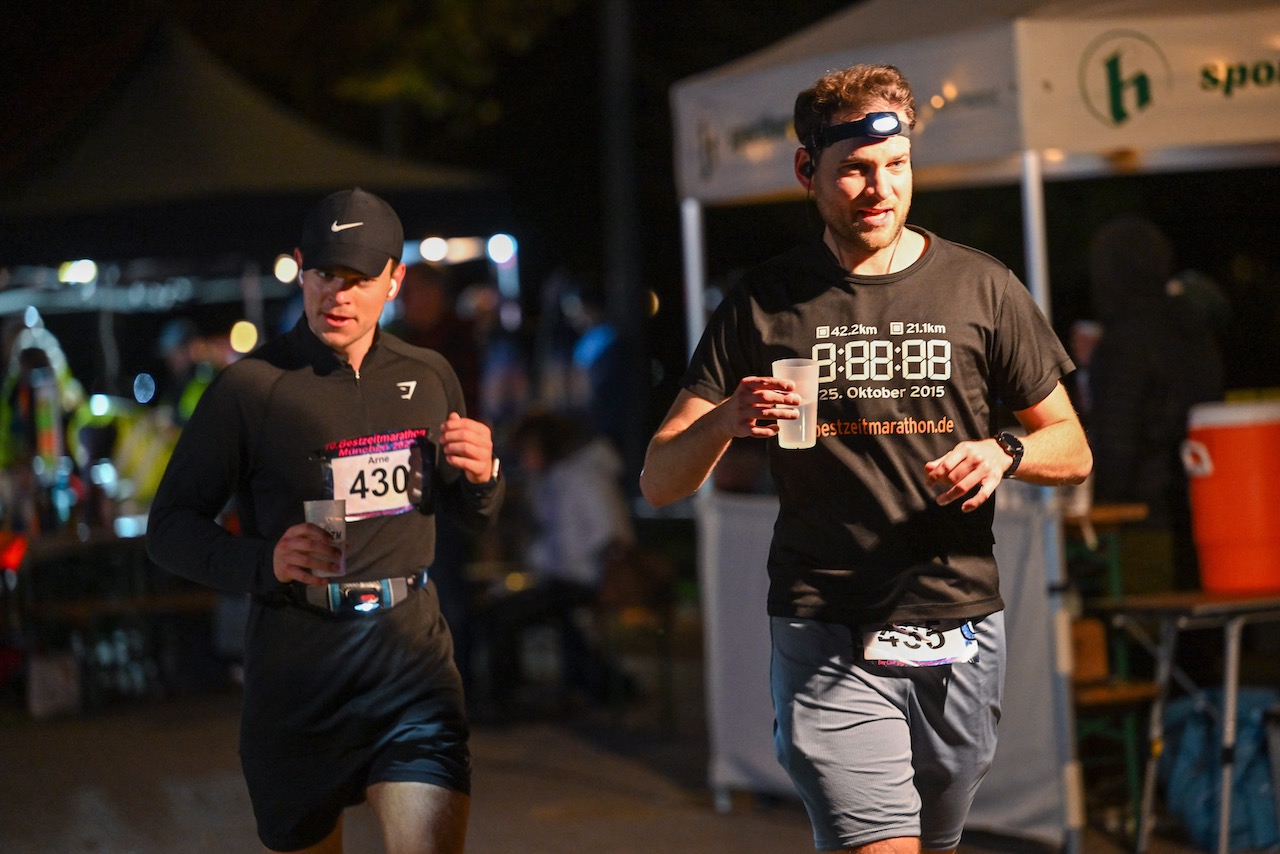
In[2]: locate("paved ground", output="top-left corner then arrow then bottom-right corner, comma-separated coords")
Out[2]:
0,651 -> 1208,854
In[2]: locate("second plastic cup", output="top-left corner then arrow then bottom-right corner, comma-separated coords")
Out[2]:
304,499 -> 347,577
772,358 -> 818,449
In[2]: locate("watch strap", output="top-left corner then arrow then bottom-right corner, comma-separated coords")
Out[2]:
996,432 -> 1024,479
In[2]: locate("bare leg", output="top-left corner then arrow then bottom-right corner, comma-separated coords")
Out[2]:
838,837 -> 927,853
367,780 -> 469,854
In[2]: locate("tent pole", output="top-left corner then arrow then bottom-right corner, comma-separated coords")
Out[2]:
1021,148 -> 1082,854
680,197 -> 706,361
1019,149 -> 1051,319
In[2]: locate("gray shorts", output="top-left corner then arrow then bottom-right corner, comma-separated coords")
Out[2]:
770,612 -> 1005,851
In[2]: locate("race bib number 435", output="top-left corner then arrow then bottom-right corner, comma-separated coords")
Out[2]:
320,429 -> 433,520
861,619 -> 979,667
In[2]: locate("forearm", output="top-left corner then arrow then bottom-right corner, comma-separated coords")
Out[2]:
640,403 -> 733,507
147,502 -> 275,593
1015,419 -> 1093,486
643,378 -> 803,506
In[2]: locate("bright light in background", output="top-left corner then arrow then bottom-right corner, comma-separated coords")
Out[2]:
274,254 -> 299,283
488,234 -> 520,300
420,237 -> 449,262
930,94 -> 946,109
23,306 -> 42,328
58,259 -> 98,284
397,232 -> 522,319
646,290 -> 660,317
230,321 -> 259,353
738,139 -> 776,164
415,236 -> 488,264
445,237 -> 485,264
133,373 -> 157,404
89,394 -> 111,417
486,234 -> 516,265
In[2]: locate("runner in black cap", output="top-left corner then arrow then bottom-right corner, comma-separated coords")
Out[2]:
148,187 -> 503,853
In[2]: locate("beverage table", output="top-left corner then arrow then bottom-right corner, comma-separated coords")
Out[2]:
1105,590 -> 1280,854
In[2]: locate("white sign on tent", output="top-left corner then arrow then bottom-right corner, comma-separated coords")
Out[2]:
673,1 -> 1280,205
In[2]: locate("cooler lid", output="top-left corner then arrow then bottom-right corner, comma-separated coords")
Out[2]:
1187,400 -> 1280,429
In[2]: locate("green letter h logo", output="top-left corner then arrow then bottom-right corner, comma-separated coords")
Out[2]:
1105,52 -> 1151,124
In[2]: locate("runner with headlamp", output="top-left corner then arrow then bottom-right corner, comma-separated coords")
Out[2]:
641,65 -> 1091,854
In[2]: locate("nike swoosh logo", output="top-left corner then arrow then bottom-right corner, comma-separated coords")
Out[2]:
331,220 -> 364,232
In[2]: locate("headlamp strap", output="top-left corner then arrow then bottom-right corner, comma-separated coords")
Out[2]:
812,111 -> 909,151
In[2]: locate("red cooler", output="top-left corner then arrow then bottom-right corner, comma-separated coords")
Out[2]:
1182,401 -> 1280,594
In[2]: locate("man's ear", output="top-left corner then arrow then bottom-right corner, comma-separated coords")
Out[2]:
794,148 -> 815,190
294,249 -> 305,285
387,262 -> 407,298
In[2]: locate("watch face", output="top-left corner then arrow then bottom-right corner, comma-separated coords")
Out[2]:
997,432 -> 1023,478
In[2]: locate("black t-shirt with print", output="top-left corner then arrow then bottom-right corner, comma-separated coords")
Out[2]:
683,228 -> 1072,626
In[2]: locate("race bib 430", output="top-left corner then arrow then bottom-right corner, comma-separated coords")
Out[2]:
319,429 -> 433,520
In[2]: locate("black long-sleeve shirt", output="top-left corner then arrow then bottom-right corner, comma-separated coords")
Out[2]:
146,319 -> 502,594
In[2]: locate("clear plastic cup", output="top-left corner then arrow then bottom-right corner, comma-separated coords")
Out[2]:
303,499 -> 347,577
772,358 -> 818,449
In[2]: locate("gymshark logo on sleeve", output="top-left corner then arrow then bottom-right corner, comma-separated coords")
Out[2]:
331,220 -> 364,232
397,381 -> 417,400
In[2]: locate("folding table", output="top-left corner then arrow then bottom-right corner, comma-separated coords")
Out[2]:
1108,591 -> 1280,854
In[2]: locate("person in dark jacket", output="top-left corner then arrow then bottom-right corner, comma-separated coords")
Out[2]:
147,188 -> 503,854
1087,214 -> 1224,589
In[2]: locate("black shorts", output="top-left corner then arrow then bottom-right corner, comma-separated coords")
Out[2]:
239,581 -> 469,851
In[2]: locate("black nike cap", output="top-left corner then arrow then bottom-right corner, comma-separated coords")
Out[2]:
298,188 -> 404,278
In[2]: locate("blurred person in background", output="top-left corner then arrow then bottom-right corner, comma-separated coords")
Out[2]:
1064,318 -> 1102,429
154,317 -> 214,426
479,410 -> 637,719
565,285 -> 630,460
1087,214 -> 1224,590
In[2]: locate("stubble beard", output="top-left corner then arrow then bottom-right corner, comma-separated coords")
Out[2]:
826,209 -> 905,267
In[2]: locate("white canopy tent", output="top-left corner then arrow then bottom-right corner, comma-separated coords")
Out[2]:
673,0 -> 1280,327
673,1 -> 1280,850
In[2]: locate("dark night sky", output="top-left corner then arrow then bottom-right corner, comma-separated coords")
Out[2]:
0,0 -> 855,437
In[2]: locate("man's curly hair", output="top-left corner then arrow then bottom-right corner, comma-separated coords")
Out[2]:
794,64 -> 917,155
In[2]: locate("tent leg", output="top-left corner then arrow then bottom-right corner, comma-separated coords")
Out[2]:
1019,149 -> 1052,320
680,197 -> 706,361
1046,489 -> 1083,854
1023,151 -> 1079,852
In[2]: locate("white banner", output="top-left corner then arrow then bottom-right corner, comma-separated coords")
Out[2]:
1018,9 -> 1280,154
672,2 -> 1280,204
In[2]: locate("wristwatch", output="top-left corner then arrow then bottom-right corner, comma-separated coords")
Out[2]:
995,432 -> 1024,479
